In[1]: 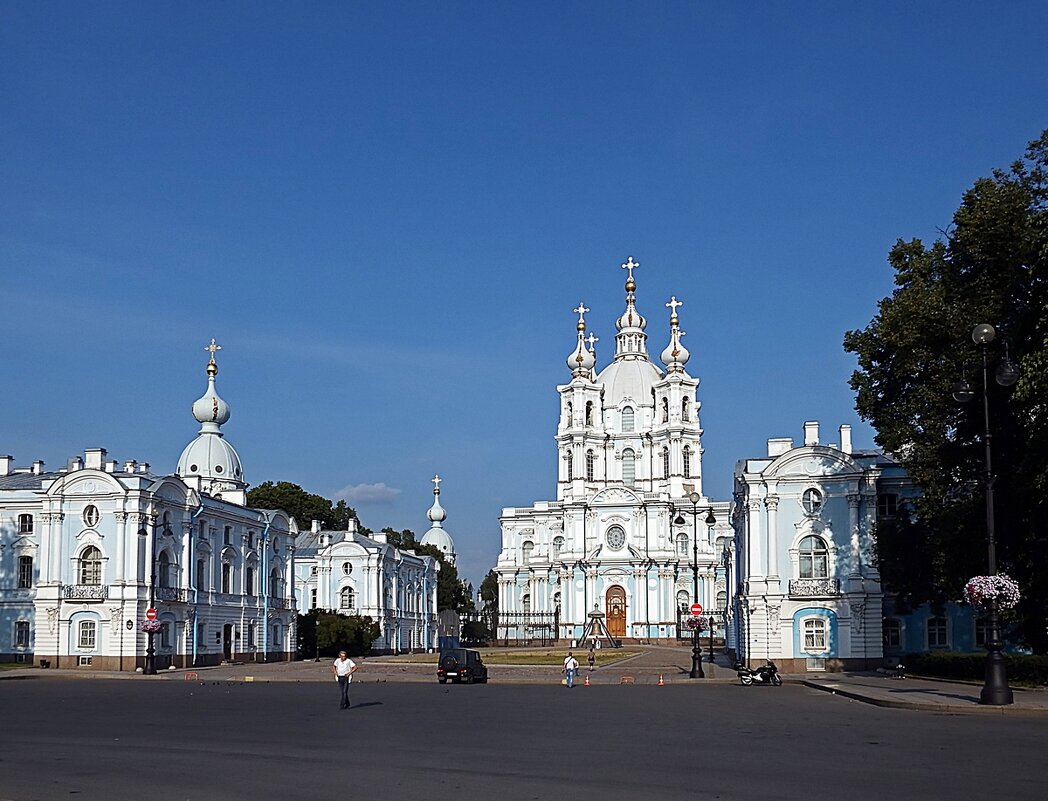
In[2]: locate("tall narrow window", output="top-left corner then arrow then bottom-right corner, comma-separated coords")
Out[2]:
565,401 -> 572,426
310,588 -> 318,609
522,541 -> 534,564
270,568 -> 281,599
682,446 -> 692,478
676,589 -> 690,611
662,447 -> 670,478
158,552 -> 171,588
927,617 -> 948,648
566,451 -> 573,481
17,555 -> 33,589
160,622 -> 171,649
552,536 -> 564,559
585,401 -> 593,426
883,618 -> 902,649
522,593 -> 531,614
78,546 -> 102,585
15,620 -> 31,648
221,562 -> 232,593
585,450 -> 595,481
245,566 -> 255,596
661,397 -> 669,422
621,406 -> 635,433
340,587 -> 355,610
681,398 -> 690,422
676,533 -> 689,555
78,620 -> 97,649
798,536 -> 828,578
196,559 -> 207,591
622,449 -> 636,486
18,514 -> 33,534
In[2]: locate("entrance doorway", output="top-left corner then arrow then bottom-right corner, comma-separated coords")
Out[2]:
223,624 -> 233,661
606,586 -> 626,638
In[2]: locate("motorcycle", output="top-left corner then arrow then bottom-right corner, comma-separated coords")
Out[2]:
734,660 -> 782,686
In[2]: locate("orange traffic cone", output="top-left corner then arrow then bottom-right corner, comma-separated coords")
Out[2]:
584,674 -> 590,686
657,674 -> 665,686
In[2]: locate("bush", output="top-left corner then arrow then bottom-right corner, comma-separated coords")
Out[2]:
905,652 -> 1048,686
297,610 -> 380,658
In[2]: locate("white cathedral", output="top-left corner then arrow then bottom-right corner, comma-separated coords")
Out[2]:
495,258 -> 732,644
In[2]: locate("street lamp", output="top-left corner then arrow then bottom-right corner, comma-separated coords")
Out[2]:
952,322 -> 1017,706
721,544 -> 732,660
683,492 -> 713,678
144,518 -> 158,675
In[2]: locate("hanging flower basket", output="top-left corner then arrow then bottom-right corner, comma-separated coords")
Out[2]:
140,619 -> 164,634
682,615 -> 711,632
963,574 -> 1021,609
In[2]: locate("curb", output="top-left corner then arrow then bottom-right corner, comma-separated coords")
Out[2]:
801,680 -> 1048,715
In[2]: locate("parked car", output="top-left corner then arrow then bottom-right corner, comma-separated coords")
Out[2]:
437,648 -> 488,684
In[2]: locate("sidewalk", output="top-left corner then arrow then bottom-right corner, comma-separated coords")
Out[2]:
800,672 -> 1048,715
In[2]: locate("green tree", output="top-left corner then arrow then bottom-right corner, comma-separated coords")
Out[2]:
479,569 -> 498,613
843,130 -> 1048,652
381,527 -> 418,550
297,609 -> 380,658
247,481 -> 361,531
415,543 -> 474,615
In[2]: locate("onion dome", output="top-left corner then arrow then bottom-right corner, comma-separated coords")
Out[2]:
420,474 -> 456,564
566,302 -> 596,377
660,296 -> 691,373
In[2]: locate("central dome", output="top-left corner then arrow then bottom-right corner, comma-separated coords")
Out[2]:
596,358 -> 663,405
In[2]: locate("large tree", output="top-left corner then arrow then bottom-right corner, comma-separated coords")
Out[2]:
247,481 -> 363,531
843,131 -> 1048,652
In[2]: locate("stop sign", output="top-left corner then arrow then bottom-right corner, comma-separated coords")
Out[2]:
145,608 -> 158,620
690,603 -> 703,616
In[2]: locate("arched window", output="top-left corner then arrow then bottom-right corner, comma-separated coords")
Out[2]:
585,401 -> 593,426
270,567 -> 282,599
552,536 -> 564,559
565,401 -> 572,426
340,586 -> 355,610
661,397 -> 669,422
78,546 -> 102,586
17,555 -> 33,589
662,447 -> 670,478
798,536 -> 828,578
676,589 -> 690,611
566,451 -> 573,481
553,592 -> 561,614
803,618 -> 828,652
802,488 -> 823,514
196,559 -> 207,591
682,446 -> 692,478
18,514 -> 33,534
221,561 -> 232,593
158,552 -> 172,588
676,533 -> 689,555
621,406 -> 635,433
522,593 -> 531,614
682,398 -> 690,422
622,449 -> 636,486
522,541 -> 534,564
585,450 -> 595,481
716,590 -> 727,610
245,565 -> 255,596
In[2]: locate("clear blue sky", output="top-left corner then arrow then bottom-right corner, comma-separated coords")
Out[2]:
1,2 -> 1045,587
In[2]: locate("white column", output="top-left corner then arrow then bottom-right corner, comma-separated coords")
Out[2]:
747,501 -> 762,580
50,512 -> 65,584
114,512 -> 127,583
40,513 -> 54,583
848,494 -> 861,577
765,496 -> 779,581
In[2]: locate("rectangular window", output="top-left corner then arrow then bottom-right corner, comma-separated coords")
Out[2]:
224,526 -> 231,546
15,620 -> 31,648
160,622 -> 171,649
877,494 -> 899,518
927,617 -> 948,648
245,566 -> 254,596
18,514 -> 34,533
247,623 -> 255,648
803,618 -> 828,652
196,560 -> 207,591
221,563 -> 232,594
248,531 -> 254,548
883,618 -> 901,649
196,622 -> 206,648
78,620 -> 96,649
17,555 -> 33,589
310,588 -> 318,609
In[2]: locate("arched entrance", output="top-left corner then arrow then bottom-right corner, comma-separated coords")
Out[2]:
606,586 -> 626,638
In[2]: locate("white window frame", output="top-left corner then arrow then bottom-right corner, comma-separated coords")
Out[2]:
801,616 -> 829,653
14,620 -> 31,648
622,449 -> 635,486
927,616 -> 949,649
78,546 -> 103,586
621,406 -> 635,433
339,586 -> 355,610
883,617 -> 902,649
78,620 -> 97,650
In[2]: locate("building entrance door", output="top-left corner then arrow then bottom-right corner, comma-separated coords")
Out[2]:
606,586 -> 626,638
223,624 -> 233,661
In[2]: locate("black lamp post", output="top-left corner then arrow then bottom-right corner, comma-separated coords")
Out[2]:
143,523 -> 158,675
952,322 -> 1017,706
687,492 -> 708,678
721,544 -> 732,660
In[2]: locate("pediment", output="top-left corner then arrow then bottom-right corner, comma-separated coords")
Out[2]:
590,487 -> 643,505
767,449 -> 859,479
50,471 -> 124,497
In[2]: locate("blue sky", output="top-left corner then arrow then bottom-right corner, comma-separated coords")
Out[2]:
1,2 -> 1045,587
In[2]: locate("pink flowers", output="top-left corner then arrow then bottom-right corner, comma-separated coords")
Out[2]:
139,619 -> 163,633
964,574 -> 1021,609
682,615 -> 711,632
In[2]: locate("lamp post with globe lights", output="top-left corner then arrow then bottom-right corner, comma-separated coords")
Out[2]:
676,491 -> 713,678
951,323 -> 1018,706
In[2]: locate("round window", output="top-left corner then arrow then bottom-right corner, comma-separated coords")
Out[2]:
342,562 -> 352,575
83,505 -> 100,527
215,465 -> 224,474
190,464 -> 198,472
802,488 -> 824,514
606,525 -> 626,550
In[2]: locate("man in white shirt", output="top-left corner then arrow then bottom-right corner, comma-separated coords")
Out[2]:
563,651 -> 580,688
331,650 -> 358,709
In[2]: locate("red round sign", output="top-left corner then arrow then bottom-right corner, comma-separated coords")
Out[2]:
690,603 -> 703,616
145,608 -> 158,620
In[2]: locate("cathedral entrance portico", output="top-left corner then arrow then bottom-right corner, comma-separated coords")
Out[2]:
606,586 -> 626,638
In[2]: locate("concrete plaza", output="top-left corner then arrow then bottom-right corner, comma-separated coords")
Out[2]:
2,658 -> 1045,801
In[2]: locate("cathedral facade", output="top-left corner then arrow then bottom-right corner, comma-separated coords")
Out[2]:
495,258 -> 731,644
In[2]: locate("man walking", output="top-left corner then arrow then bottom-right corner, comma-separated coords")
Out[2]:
332,650 -> 358,709
563,651 -> 579,688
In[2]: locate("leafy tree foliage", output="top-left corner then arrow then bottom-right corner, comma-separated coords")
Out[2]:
297,609 -> 380,658
247,481 -> 363,531
480,569 -> 498,613
415,542 -> 475,615
843,131 -> 1048,652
